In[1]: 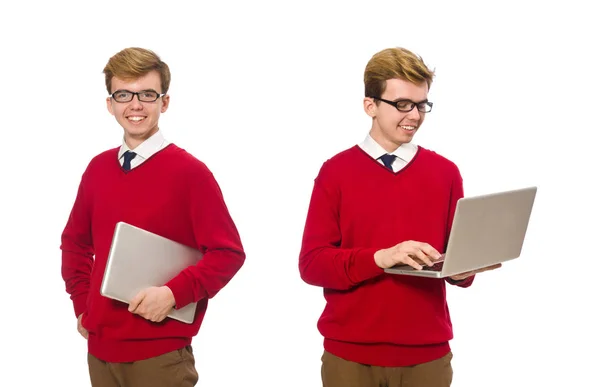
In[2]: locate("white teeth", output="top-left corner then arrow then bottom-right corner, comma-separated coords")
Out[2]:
400,125 -> 416,131
128,117 -> 145,122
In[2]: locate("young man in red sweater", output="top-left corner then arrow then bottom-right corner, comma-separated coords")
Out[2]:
61,47 -> 245,387
298,47 -> 500,387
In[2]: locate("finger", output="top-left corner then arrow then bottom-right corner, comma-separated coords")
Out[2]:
412,244 -> 441,265
474,267 -> 491,274
419,243 -> 442,260
396,246 -> 423,269
151,312 -> 167,323
454,263 -> 503,279
406,242 -> 440,262
128,290 -> 145,312
410,249 -> 434,267
148,312 -> 160,323
401,255 -> 423,270
451,270 -> 475,280
474,263 -> 502,274
77,320 -> 87,337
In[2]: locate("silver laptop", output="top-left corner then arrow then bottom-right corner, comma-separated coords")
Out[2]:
385,186 -> 537,278
100,222 -> 203,323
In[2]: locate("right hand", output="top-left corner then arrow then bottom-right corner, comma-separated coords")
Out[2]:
77,313 -> 89,339
374,240 -> 442,270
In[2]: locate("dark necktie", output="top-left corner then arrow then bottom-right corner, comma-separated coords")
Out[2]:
379,154 -> 396,171
122,151 -> 137,171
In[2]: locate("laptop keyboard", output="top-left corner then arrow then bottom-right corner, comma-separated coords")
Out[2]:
422,261 -> 444,271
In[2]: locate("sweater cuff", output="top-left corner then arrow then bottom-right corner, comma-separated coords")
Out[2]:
446,274 -> 475,287
73,293 -> 88,318
165,275 -> 195,310
352,248 -> 384,284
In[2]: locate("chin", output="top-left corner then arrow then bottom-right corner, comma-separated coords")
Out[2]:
125,128 -> 150,137
396,134 -> 415,143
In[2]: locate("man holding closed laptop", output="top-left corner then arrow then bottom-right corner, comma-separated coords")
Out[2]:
298,47 -> 500,386
60,47 -> 245,386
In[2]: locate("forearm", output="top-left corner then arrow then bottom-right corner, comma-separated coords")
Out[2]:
61,250 -> 93,317
167,166 -> 246,308
299,246 -> 383,290
299,169 -> 385,289
166,247 -> 245,309
60,173 -> 94,318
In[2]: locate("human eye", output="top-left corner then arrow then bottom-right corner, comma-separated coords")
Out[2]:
395,100 -> 414,110
141,91 -> 158,101
115,91 -> 131,99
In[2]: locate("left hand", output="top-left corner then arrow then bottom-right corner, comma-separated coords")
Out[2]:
128,286 -> 176,322
449,263 -> 503,282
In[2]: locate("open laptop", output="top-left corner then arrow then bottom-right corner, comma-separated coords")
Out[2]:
100,222 -> 204,324
385,186 -> 537,278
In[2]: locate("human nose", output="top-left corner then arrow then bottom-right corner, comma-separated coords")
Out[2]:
129,94 -> 144,109
407,104 -> 421,119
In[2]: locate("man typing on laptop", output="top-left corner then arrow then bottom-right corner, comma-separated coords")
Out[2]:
298,47 -> 500,387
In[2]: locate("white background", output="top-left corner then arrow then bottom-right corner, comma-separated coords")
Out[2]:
1,0 -> 598,386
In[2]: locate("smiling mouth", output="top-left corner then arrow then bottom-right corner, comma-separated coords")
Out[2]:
127,116 -> 146,122
400,125 -> 417,131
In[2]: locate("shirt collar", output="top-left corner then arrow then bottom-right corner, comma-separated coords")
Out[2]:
118,130 -> 167,160
360,134 -> 417,162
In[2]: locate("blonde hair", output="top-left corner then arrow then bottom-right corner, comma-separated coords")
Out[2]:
103,47 -> 171,94
364,47 -> 434,98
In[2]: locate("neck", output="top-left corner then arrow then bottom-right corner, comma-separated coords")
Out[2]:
124,127 -> 158,150
369,129 -> 403,154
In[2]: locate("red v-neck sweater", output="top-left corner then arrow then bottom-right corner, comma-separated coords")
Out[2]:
61,144 -> 245,362
299,145 -> 474,367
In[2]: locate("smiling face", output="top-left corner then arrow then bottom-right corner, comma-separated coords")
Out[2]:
364,78 -> 429,153
106,70 -> 170,149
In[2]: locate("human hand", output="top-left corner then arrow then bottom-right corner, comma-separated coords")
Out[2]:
128,286 -> 176,323
374,240 -> 442,270
77,313 -> 88,339
449,263 -> 503,281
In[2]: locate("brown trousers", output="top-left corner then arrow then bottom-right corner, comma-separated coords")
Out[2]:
88,346 -> 198,387
321,350 -> 453,387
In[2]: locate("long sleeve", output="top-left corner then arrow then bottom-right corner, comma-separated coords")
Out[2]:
165,165 -> 245,309
60,169 -> 94,318
444,167 -> 474,288
298,163 -> 383,290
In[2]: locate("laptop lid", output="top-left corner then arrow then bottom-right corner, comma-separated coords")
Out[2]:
385,186 -> 537,278
100,222 -> 204,324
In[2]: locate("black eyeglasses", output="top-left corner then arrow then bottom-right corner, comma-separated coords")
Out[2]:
370,97 -> 433,113
110,89 -> 165,103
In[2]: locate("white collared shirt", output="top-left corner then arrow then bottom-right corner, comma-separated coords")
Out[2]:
358,135 -> 418,173
118,131 -> 171,169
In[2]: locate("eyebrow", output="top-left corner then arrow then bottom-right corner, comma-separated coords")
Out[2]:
392,98 -> 429,104
114,89 -> 159,93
